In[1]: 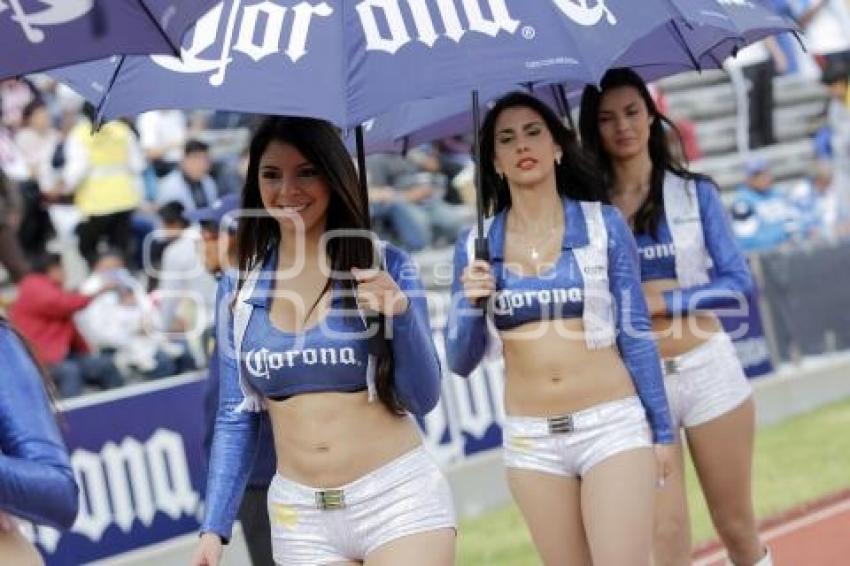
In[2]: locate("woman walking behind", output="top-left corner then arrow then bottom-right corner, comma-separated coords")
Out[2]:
580,68 -> 768,566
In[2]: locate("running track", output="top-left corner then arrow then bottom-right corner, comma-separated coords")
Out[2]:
692,490 -> 850,565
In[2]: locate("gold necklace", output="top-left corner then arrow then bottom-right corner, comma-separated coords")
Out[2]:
510,222 -> 562,260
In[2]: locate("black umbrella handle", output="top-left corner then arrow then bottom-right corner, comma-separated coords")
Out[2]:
366,312 -> 389,356
475,236 -> 490,262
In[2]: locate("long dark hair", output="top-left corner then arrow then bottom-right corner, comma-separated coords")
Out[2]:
579,67 -> 700,237
235,116 -> 403,414
479,91 -> 607,216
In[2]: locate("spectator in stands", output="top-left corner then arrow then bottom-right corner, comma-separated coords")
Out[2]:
62,103 -> 144,268
822,65 -> 850,213
14,99 -> 59,259
156,140 -> 219,213
9,253 -> 124,398
186,193 -> 277,566
725,39 -> 787,152
731,157 -> 803,252
814,124 -> 833,161
770,0 -> 808,76
0,171 -> 28,283
0,78 -> 39,131
75,250 -> 195,380
433,136 -> 474,204
791,0 -> 850,78
0,123 -> 28,183
214,145 -> 250,198
155,202 -> 217,336
136,109 -> 188,178
790,160 -> 850,241
367,153 -> 469,250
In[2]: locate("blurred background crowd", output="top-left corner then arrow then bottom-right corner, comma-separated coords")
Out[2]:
2,0 -> 850,399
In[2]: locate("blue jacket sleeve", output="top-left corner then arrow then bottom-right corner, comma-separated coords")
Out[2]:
604,208 -> 674,444
385,245 -> 443,416
200,275 -> 260,542
0,326 -> 78,529
664,180 -> 754,315
444,230 -> 489,377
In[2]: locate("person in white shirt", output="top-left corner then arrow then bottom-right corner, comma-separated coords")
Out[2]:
725,39 -> 787,152
14,100 -> 60,258
154,202 -> 217,343
792,0 -> 850,77
791,160 -> 850,240
76,250 -> 195,379
136,109 -> 188,178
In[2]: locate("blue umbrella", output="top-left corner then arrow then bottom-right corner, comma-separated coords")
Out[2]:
348,0 -> 798,155
626,0 -> 800,71
340,0 -> 797,259
1,0 -> 219,79
49,0 -> 679,129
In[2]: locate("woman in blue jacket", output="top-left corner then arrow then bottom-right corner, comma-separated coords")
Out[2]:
580,68 -> 768,566
446,91 -> 673,566
192,116 -> 454,566
0,317 -> 79,531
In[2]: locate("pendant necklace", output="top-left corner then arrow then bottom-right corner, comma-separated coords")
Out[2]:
512,222 -> 561,261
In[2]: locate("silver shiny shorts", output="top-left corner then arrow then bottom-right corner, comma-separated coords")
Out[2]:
663,332 -> 752,429
267,446 -> 456,565
502,396 -> 652,478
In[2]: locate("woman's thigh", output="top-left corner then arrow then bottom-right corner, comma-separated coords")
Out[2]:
581,447 -> 656,566
507,468 -> 592,566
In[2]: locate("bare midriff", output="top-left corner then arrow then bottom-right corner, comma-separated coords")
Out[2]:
501,318 -> 636,417
268,390 -> 421,488
643,278 -> 723,359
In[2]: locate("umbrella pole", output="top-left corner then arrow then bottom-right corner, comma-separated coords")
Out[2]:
355,124 -> 388,356
355,125 -> 371,227
472,90 -> 489,262
556,84 -> 575,130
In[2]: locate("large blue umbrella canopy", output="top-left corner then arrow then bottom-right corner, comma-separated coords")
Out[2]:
49,0 -> 679,129
624,0 -> 799,72
346,0 -> 798,154
0,0 -> 219,79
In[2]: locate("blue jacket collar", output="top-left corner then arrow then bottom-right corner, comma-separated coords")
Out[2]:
243,247 -> 277,308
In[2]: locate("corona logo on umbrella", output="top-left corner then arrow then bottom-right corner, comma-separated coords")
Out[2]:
151,0 -> 622,87
0,0 -> 93,43
553,0 -> 617,26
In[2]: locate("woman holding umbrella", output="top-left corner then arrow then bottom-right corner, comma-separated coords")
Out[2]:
579,68 -> 768,566
446,92 -> 674,565
193,116 -> 455,566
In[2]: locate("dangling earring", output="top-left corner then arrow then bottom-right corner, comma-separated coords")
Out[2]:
555,151 -> 563,166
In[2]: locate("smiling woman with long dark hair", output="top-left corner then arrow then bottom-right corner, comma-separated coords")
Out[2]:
445,91 -> 674,566
192,116 -> 455,566
580,68 -> 767,566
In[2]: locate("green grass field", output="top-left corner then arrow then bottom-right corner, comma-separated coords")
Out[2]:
457,398 -> 850,566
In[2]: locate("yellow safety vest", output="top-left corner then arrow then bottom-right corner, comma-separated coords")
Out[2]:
70,120 -> 141,216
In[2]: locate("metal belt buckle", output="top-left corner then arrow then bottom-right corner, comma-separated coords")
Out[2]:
548,414 -> 574,434
664,358 -> 681,376
315,489 -> 346,510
